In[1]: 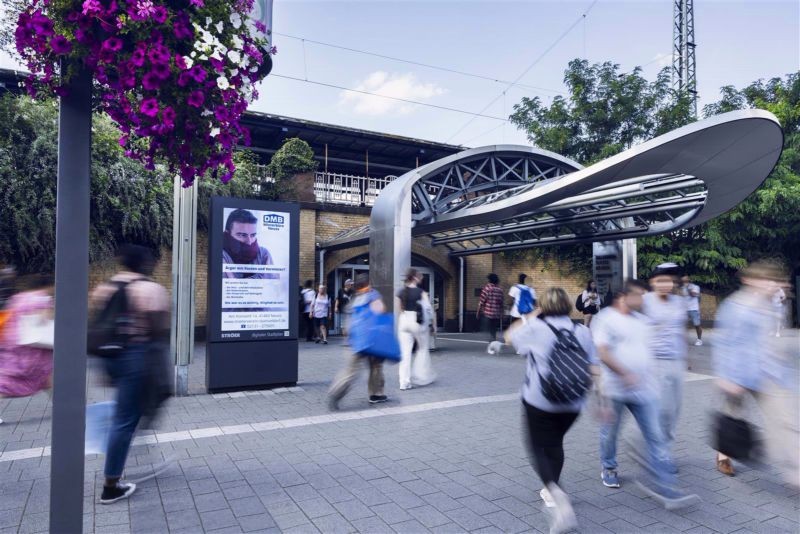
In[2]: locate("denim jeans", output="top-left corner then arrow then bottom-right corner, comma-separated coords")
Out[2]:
599,397 -> 677,490
104,345 -> 147,478
655,358 -> 684,449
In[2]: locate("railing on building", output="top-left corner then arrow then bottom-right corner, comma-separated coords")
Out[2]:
314,172 -> 394,207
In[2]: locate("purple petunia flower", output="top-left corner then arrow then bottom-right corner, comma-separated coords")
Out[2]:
189,0 -> 204,7
130,47 -> 146,67
161,106 -> 176,126
31,12 -> 54,36
187,90 -> 204,108
189,66 -> 206,83
151,61 -> 171,79
101,37 -> 123,52
152,6 -> 168,23
139,98 -> 159,117
254,21 -> 266,33
142,71 -> 162,90
148,44 -> 170,64
81,0 -> 102,15
49,35 -> 72,55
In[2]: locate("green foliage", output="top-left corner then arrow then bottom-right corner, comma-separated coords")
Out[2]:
509,60 -> 800,290
0,93 -> 273,273
501,245 -> 593,280
266,137 -> 317,181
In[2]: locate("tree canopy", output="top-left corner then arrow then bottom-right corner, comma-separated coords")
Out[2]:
510,59 -> 799,290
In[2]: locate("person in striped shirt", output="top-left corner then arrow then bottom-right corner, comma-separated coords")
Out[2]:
477,273 -> 504,342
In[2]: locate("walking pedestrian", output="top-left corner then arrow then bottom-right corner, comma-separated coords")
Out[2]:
593,279 -> 699,508
477,273 -> 504,344
335,278 -> 354,336
680,275 -> 703,346
509,273 -> 537,323
712,261 -> 799,487
505,287 -> 599,534
311,285 -> 331,344
328,274 -> 388,409
0,274 -> 54,425
89,245 -> 170,504
579,280 -> 602,326
301,280 -> 316,342
771,284 -> 786,337
396,268 -> 436,390
642,263 -> 686,452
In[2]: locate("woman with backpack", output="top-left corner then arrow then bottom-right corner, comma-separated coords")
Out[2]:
506,287 -> 599,534
396,268 -> 436,390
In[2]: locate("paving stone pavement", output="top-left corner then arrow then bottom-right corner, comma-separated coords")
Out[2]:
0,329 -> 798,533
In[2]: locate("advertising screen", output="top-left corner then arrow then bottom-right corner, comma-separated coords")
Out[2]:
220,206 -> 291,335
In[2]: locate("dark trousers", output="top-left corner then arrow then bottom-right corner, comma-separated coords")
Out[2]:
523,400 -> 579,486
104,346 -> 147,478
304,314 -> 315,341
480,315 -> 502,341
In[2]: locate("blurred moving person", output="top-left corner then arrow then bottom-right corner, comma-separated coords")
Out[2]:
642,263 -> 686,453
301,280 -> 316,342
335,278 -> 354,336
712,261 -> 799,487
506,288 -> 598,534
396,268 -> 436,390
772,284 -> 786,337
328,274 -> 388,409
579,280 -> 602,326
509,273 -> 537,324
311,285 -> 331,344
593,280 -> 699,508
89,245 -> 170,504
680,275 -> 703,346
0,274 -> 54,425
477,273 -> 504,345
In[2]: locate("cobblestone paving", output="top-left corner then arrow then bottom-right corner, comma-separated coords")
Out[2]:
0,329 -> 798,533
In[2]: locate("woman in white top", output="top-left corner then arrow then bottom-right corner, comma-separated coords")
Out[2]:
580,280 -> 602,326
771,284 -> 787,337
396,268 -> 436,390
311,285 -> 331,344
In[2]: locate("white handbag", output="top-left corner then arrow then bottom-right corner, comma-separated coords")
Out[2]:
18,313 -> 55,349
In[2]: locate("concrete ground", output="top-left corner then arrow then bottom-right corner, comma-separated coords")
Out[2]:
0,329 -> 798,533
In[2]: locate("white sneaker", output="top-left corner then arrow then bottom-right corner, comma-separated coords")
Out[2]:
487,341 -> 504,355
0,418 -> 3,424
694,339 -> 703,346
546,484 -> 577,534
540,488 -> 556,507
775,332 -> 781,338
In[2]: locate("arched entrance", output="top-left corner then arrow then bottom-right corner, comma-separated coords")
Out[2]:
327,252 -> 447,333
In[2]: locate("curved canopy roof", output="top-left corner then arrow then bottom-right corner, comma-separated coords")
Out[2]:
322,109 -> 783,256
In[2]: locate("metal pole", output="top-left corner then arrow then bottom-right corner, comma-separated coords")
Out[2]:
324,143 -> 328,174
318,248 -> 325,286
49,65 -> 92,533
458,257 -> 464,333
171,177 -> 197,396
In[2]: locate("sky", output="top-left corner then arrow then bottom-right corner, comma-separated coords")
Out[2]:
1,0 -> 798,148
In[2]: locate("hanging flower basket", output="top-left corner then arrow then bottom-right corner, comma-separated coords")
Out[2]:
14,0 -> 276,185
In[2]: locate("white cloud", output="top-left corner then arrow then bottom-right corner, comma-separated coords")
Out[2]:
339,71 -> 446,116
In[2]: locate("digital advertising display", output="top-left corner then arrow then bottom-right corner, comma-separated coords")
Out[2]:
207,197 -> 299,392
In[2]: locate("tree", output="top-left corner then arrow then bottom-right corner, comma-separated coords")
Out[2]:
0,94 -> 271,273
509,60 -> 799,290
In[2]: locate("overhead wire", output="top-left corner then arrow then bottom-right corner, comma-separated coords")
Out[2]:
270,73 -> 510,123
273,31 -> 563,95
445,0 -> 600,144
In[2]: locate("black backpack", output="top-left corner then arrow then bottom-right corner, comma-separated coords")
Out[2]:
536,321 -> 592,403
575,294 -> 585,313
87,280 -> 139,357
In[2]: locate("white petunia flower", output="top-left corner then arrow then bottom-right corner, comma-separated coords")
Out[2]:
216,76 -> 230,90
210,127 -> 220,137
190,51 -> 197,58
183,56 -> 194,69
227,50 -> 241,64
199,54 -> 208,61
230,13 -> 242,29
201,109 -> 213,116
230,69 -> 239,77
215,21 -> 224,33
205,17 -> 212,27
231,35 -> 244,50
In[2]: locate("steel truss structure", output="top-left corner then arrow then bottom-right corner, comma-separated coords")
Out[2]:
673,0 -> 698,117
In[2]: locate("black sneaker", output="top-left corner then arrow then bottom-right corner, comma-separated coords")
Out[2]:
100,482 -> 136,504
369,395 -> 388,404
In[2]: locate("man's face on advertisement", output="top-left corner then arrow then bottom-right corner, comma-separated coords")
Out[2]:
230,222 -> 257,245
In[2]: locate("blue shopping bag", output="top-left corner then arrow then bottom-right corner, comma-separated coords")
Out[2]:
349,304 -> 401,362
85,401 -> 116,455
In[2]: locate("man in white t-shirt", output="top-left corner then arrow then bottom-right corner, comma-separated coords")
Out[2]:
508,273 -> 537,322
593,279 -> 698,508
680,275 -> 703,346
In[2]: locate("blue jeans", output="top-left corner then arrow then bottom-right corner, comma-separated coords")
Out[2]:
600,397 -> 677,490
104,346 -> 147,478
